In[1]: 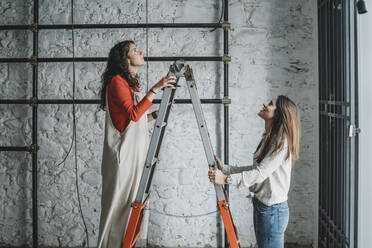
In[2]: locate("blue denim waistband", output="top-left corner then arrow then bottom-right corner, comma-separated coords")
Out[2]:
252,197 -> 288,208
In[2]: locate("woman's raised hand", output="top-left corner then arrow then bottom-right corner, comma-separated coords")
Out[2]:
146,76 -> 177,101
152,76 -> 176,92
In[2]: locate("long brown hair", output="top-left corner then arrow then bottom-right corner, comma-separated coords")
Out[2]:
254,95 -> 300,165
100,40 -> 140,110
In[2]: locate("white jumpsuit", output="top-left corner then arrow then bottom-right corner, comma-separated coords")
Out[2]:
97,91 -> 150,248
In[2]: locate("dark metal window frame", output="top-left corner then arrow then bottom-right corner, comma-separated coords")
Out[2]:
0,0 -> 231,247
318,0 -> 359,247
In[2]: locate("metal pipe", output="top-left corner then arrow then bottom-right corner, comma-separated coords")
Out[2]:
0,99 -> 225,105
0,146 -> 29,152
0,25 -> 30,30
223,0 -> 229,247
0,58 -> 29,63
0,56 -> 223,63
0,99 -> 29,104
351,2 -> 359,245
32,0 -> 39,246
0,23 -> 223,30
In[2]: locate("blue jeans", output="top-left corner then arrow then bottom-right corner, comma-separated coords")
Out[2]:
253,198 -> 289,248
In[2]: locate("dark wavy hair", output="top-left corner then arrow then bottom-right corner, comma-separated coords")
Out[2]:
100,40 -> 140,110
254,95 -> 300,165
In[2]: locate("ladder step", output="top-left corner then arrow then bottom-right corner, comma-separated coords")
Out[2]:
145,160 -> 158,169
156,122 -> 167,128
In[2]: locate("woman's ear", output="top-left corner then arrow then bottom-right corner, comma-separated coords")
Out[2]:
125,57 -> 131,66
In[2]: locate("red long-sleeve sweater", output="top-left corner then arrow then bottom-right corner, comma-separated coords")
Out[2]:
107,75 -> 153,133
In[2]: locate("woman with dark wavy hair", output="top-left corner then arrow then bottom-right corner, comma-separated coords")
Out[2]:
97,40 -> 175,248
209,95 -> 300,248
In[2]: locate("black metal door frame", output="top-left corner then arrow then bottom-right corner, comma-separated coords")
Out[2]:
318,0 -> 359,247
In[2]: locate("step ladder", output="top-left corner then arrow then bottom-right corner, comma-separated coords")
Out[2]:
122,61 -> 239,248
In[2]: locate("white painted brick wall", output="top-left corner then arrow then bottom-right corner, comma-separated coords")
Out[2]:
0,0 -> 318,247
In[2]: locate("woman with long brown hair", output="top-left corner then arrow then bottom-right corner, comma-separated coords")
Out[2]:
97,40 -> 175,248
209,95 -> 300,248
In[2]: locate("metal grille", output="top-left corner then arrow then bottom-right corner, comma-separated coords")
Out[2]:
318,0 -> 359,247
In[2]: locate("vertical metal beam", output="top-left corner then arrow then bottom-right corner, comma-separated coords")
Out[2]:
317,3 -> 321,242
223,0 -> 229,247
335,1 -> 340,237
349,1 -> 355,246
326,2 -> 331,245
341,1 -> 346,243
349,0 -> 358,246
317,1 -> 322,242
353,7 -> 360,248
32,0 -> 39,247
344,1 -> 351,246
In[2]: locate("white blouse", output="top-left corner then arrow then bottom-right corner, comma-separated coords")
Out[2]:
222,139 -> 292,206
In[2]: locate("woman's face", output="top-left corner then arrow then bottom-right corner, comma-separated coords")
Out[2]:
258,97 -> 278,121
126,43 -> 146,67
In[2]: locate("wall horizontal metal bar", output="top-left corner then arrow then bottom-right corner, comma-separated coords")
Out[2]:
0,146 -> 29,152
0,23 -> 223,30
0,58 -> 29,63
0,56 -> 223,63
0,99 -> 29,104
0,99 -> 225,104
